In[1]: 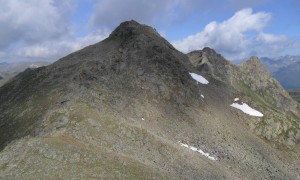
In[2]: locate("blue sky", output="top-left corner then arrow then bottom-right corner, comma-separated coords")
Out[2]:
0,0 -> 299,62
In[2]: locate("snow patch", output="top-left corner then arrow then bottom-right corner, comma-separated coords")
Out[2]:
180,142 -> 217,161
230,103 -> 263,117
142,118 -> 145,121
234,98 -> 239,102
201,94 -> 204,98
189,72 -> 209,84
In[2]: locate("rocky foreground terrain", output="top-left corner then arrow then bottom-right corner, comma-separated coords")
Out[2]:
0,20 -> 299,179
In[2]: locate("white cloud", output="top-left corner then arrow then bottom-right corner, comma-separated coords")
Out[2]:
255,32 -> 290,54
0,0 -> 109,61
172,8 -> 289,60
256,32 -> 287,44
17,31 -> 109,59
0,1 -> 296,62
0,0 -> 74,49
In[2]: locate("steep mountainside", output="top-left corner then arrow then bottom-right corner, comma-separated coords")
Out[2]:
0,21 -> 299,179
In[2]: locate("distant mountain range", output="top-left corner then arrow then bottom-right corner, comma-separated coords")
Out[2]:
0,61 -> 50,87
261,55 -> 300,89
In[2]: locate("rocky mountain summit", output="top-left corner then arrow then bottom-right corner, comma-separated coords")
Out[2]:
0,20 -> 299,179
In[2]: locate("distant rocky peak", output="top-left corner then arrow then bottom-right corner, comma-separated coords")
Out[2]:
239,56 -> 270,76
239,56 -> 273,84
188,47 -> 228,65
187,47 -> 232,83
243,56 -> 263,66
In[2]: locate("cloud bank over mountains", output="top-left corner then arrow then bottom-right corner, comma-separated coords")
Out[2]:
0,0 -> 108,61
172,8 -> 290,60
0,0 -> 298,62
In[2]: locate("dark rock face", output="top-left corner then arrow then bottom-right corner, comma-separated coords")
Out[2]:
0,21 -> 300,179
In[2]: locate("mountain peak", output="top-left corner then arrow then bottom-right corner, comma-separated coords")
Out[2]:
246,56 -> 261,64
242,56 -> 269,72
114,20 -> 141,30
108,20 -> 160,41
202,47 -> 218,55
240,56 -> 266,71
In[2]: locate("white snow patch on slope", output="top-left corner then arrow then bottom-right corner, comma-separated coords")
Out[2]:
230,103 -> 263,117
201,94 -> 204,98
234,98 -> 239,102
180,142 -> 217,161
189,72 -> 209,84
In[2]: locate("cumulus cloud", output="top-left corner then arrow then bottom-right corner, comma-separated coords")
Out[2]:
0,0 -> 110,61
0,0 -> 74,49
16,31 -> 109,59
172,8 -> 289,60
256,32 -> 288,44
0,1 -> 296,62
255,32 -> 292,54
